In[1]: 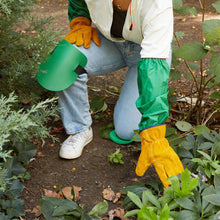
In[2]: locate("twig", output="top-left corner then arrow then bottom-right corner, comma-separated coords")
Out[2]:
203,108 -> 220,125
170,108 -> 186,114
88,85 -> 119,96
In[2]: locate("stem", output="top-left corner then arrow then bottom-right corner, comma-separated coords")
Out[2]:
88,85 -> 119,96
203,107 -> 220,125
196,0 -> 207,124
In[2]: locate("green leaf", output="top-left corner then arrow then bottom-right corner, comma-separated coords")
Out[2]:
202,130 -> 216,143
0,216 -> 10,220
213,141 -> 220,155
176,210 -> 200,220
6,199 -> 25,218
6,179 -> 25,198
167,133 -> 183,147
165,127 -> 176,137
90,96 -> 107,113
177,147 -> 193,159
172,0 -> 182,10
121,183 -> 148,209
202,19 -> 220,34
174,6 -> 197,16
175,198 -> 196,211
180,136 -> 195,150
204,194 -> 220,206
193,125 -> 210,135
40,198 -> 55,220
124,209 -> 139,218
167,175 -> 181,194
88,200 -> 108,217
40,196 -> 81,219
174,32 -> 187,41
188,63 -> 199,70
197,150 -> 212,161
5,157 -> 25,177
131,129 -> 141,142
142,190 -> 161,209
210,52 -> 220,77
71,186 -> 75,202
205,27 -> 220,46
180,168 -> 199,195
214,173 -> 220,194
137,206 -> 158,220
212,1 -> 220,13
16,142 -> 37,164
210,91 -> 220,100
175,41 -> 208,61
99,123 -> 113,140
170,69 -> 181,80
113,158 -> 119,163
127,191 -> 143,209
198,142 -> 213,151
52,206 -> 81,217
159,204 -> 170,219
175,121 -> 192,132
184,72 -> 194,80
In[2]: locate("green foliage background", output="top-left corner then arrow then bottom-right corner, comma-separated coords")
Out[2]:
0,0 -> 60,218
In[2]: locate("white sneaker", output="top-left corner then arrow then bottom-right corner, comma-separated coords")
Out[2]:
59,127 -> 93,159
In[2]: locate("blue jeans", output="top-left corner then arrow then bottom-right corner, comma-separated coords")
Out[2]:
57,33 -> 172,140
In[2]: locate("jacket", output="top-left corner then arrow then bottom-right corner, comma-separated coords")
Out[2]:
68,0 -> 173,59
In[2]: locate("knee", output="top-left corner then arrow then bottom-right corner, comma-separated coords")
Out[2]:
114,123 -> 135,140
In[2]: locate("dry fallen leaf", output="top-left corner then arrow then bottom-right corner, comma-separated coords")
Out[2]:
43,189 -> 62,198
108,208 -> 129,220
102,188 -> 115,201
113,192 -> 121,204
102,188 -> 121,203
60,186 -> 82,201
31,205 -> 42,217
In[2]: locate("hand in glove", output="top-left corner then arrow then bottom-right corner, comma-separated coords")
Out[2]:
136,124 -> 184,188
65,16 -> 100,49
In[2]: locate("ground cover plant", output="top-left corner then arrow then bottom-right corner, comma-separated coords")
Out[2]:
0,0 -> 60,218
0,0 -> 220,219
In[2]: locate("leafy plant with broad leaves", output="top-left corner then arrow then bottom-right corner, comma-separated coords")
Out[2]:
108,148 -> 124,164
123,169 -> 220,219
176,126 -> 220,174
40,187 -> 108,220
124,168 -> 199,219
171,0 -> 220,124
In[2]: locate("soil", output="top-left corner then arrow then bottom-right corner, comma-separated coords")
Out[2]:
20,0 -> 220,219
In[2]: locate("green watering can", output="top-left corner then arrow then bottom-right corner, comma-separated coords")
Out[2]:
37,39 -> 87,91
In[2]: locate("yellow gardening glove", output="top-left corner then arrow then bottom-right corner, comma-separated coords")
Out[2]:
64,16 -> 101,49
136,125 -> 184,188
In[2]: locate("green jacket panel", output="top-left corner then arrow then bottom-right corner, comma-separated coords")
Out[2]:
136,58 -> 170,130
68,0 -> 90,21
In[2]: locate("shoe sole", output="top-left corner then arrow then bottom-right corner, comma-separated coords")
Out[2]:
59,135 -> 93,159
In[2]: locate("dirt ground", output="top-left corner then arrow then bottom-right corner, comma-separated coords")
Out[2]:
20,0 -> 220,219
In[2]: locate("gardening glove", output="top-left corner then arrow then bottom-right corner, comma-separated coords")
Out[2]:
136,124 -> 184,188
64,16 -> 100,49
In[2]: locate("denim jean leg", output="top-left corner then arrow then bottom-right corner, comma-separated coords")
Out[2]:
57,73 -> 92,134
114,65 -> 142,140
113,41 -> 142,140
